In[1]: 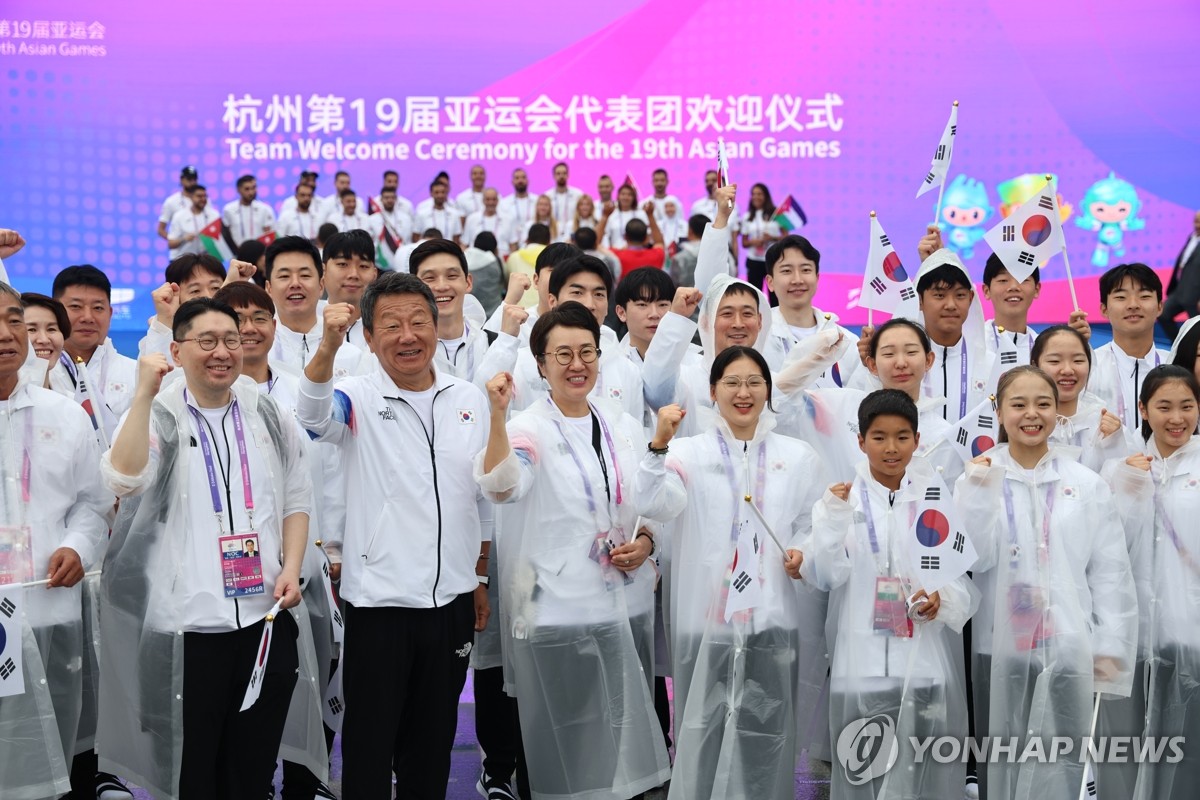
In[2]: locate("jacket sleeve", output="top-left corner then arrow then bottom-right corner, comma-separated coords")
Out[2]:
693,223 -> 734,295
296,375 -> 354,446
63,415 -> 112,569
954,461 -> 1005,573
632,449 -> 686,524
641,312 -> 697,412
773,328 -> 850,398
100,410 -> 161,499
802,489 -> 854,591
474,331 -> 521,397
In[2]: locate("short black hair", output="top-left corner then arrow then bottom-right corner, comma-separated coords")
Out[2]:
615,267 -> 675,308
335,170 -> 350,180
624,218 -> 648,244
535,242 -> 582,275
548,255 -> 613,298
20,292 -> 71,339
572,227 -> 598,251
1139,364 -> 1200,442
1031,324 -> 1091,370
409,238 -> 469,276
236,174 -> 255,188
383,170 -> 398,180
1099,262 -> 1163,305
52,265 -> 112,300
652,168 -> 668,178
473,231 -> 498,253
529,301 -> 600,368
338,188 -> 356,199
172,297 -> 239,340
380,186 -> 396,196
316,223 -> 338,245
526,223 -> 552,246
858,389 -> 919,436
983,252 -> 1039,286
191,184 -> 207,194
869,318 -> 932,360
916,263 -> 972,295
687,214 -> 709,239
709,345 -> 774,413
165,253 -> 227,286
265,235 -> 324,280
323,230 -> 376,265
235,240 -> 267,267
214,282 -> 276,317
765,234 -> 820,276
421,228 -> 443,240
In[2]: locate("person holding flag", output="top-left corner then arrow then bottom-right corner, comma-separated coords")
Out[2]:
916,101 -> 959,221
635,345 -> 830,800
954,366 -> 1137,800
476,302 -> 683,800
809,389 -> 977,800
366,186 -> 414,269
0,279 -> 111,800
167,185 -> 222,260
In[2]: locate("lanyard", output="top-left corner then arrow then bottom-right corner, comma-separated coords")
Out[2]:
60,352 -> 100,432
554,191 -> 571,221
550,402 -> 623,531
1002,468 -> 1057,574
1154,475 -> 1200,579
439,322 -> 475,379
186,393 -> 254,531
241,204 -> 253,239
1115,349 -> 1161,428
859,484 -> 915,575
715,430 -> 767,544
926,340 -> 969,421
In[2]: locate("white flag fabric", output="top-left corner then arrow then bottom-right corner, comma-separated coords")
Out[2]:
717,137 -> 731,188
983,180 -> 1065,282
0,587 -> 25,698
240,600 -> 283,711
916,103 -> 958,197
986,331 -> 1022,394
942,396 -> 999,465
723,514 -> 764,622
859,214 -> 920,317
907,482 -> 976,595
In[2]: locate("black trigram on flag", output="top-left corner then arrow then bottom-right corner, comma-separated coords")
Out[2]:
0,597 -> 13,618
956,428 -> 968,446
950,125 -> 957,136
0,658 -> 14,680
925,486 -> 942,501
332,607 -> 343,628
1017,251 -> 1036,266
924,171 -> 936,185
879,234 -> 891,247
871,277 -> 887,295
1001,351 -> 1018,365
920,555 -> 941,570
1002,225 -> 1015,242
900,287 -> 916,301
1038,195 -> 1054,210
733,572 -> 752,592
953,532 -> 965,554
327,696 -> 343,715
979,415 -> 994,429
935,145 -> 946,160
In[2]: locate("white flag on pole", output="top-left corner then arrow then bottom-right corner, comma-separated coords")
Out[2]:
859,213 -> 920,318
983,178 -> 1065,283
0,587 -> 25,698
942,396 -> 999,465
240,600 -> 283,711
323,659 -> 345,732
723,515 -> 764,622
907,482 -> 976,595
916,103 -> 958,198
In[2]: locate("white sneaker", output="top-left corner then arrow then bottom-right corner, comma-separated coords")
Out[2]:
963,774 -> 980,800
96,772 -> 134,800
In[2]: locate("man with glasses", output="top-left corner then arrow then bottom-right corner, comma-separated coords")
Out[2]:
101,297 -> 313,799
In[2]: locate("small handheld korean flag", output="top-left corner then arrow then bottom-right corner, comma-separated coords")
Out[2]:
859,212 -> 920,318
240,600 -> 283,711
986,328 -> 1022,393
0,588 -> 25,698
907,482 -> 976,595
724,516 -> 764,622
323,660 -> 345,732
983,177 -> 1064,283
945,396 -> 998,465
916,102 -> 958,198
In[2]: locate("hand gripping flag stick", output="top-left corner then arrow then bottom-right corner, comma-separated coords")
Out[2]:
21,569 -> 102,589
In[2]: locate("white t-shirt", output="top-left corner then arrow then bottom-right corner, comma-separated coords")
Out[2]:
454,189 -> 485,218
159,190 -> 188,226
788,323 -> 821,342
463,212 -> 514,251
603,209 -> 650,249
741,210 -> 781,260
167,206 -> 221,259
276,207 -> 321,240
414,206 -> 464,240
499,194 -> 535,233
395,384 -> 438,433
325,210 -> 372,233
221,200 -> 277,245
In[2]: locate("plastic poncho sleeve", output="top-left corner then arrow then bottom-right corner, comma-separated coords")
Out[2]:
693,222 -> 734,296
1099,457 -> 1154,542
474,331 -> 521,396
953,461 -> 1005,573
278,411 -> 314,520
929,574 -> 980,635
473,425 -> 536,505
137,318 -> 173,361
62,429 -> 110,569
632,450 -> 687,524
641,312 -> 698,413
773,327 -> 850,398
99,413 -> 161,499
803,489 -> 854,591
1085,484 -> 1139,696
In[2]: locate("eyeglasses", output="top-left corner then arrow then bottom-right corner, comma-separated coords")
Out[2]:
177,335 -> 243,351
542,346 -> 600,365
717,375 -> 768,390
238,312 -> 274,327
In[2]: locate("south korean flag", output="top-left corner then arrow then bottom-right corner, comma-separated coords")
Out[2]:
0,588 -> 24,698
986,329 -> 1023,394
724,514 -> 765,622
907,482 -> 976,594
983,176 -> 1065,283
944,397 -> 999,465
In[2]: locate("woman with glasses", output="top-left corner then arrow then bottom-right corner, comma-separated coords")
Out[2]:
637,345 -> 832,799
477,301 -> 685,800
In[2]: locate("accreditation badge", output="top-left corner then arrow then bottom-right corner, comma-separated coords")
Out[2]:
220,532 -> 265,598
0,526 -> 33,586
873,576 -> 913,638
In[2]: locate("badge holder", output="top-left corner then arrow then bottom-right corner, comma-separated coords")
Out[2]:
1008,582 -> 1052,651
873,576 -> 913,638
588,528 -> 634,589
0,525 -> 33,586
220,529 -> 265,598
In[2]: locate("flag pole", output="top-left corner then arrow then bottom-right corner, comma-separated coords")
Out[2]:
1077,692 -> 1102,800
932,100 -> 959,228
22,569 -> 102,589
867,211 -> 876,328
1049,174 -> 1081,312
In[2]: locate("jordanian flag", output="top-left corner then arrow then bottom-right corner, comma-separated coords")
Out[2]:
257,231 -> 276,246
376,230 -> 393,270
774,195 -> 807,232
199,219 -> 234,262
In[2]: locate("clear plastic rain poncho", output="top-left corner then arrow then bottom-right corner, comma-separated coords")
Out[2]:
640,412 -> 830,799
96,378 -> 326,799
474,396 -> 675,800
1049,389 -> 1136,473
1102,435 -> 1200,800
809,459 -> 977,800
955,445 -> 1137,800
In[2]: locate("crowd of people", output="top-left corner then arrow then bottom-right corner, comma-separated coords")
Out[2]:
0,164 -> 1199,800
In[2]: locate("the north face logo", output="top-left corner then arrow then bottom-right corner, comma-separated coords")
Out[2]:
455,641 -> 473,658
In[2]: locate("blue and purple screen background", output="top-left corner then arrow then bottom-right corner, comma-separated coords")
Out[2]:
2,0 -> 1197,329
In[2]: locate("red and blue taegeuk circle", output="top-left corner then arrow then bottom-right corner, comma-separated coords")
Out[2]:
915,509 -> 951,547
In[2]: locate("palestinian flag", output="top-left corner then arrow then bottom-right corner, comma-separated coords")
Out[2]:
376,230 -> 393,270
200,219 -> 234,262
256,231 -> 276,246
773,195 -> 807,232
